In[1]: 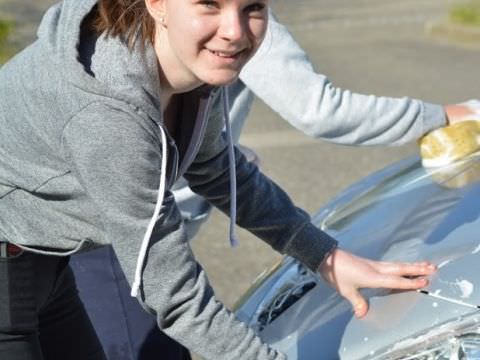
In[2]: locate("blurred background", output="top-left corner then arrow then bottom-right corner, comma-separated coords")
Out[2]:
1,0 -> 479,309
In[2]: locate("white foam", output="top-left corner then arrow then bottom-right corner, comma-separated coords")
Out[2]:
422,156 -> 457,168
456,279 -> 474,299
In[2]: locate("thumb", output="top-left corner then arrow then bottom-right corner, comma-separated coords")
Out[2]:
345,290 -> 369,319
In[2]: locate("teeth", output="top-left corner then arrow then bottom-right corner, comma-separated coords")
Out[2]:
211,50 -> 237,57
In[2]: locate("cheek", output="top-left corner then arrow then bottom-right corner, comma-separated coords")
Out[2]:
190,18 -> 215,47
169,17 -> 214,54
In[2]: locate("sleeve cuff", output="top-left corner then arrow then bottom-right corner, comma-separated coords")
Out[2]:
422,102 -> 447,135
284,222 -> 338,272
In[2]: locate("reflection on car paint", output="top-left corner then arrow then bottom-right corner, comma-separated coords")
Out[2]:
473,243 -> 480,254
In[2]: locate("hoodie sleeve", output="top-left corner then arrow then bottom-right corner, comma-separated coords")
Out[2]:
61,103 -> 286,360
185,99 -> 338,273
238,12 -> 446,146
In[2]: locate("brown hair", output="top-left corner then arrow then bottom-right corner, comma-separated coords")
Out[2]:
93,0 -> 155,49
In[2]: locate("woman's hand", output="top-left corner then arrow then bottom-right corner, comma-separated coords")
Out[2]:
445,99 -> 480,125
318,248 -> 436,319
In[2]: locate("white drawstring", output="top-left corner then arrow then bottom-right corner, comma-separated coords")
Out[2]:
222,86 -> 239,248
131,124 -> 168,297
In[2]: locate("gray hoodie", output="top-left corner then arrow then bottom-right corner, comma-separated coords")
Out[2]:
0,1 -> 337,359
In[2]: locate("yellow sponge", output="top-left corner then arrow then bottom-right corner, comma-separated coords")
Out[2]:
419,120 -> 480,168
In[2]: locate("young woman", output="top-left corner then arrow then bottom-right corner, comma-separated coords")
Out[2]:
0,0 -> 437,359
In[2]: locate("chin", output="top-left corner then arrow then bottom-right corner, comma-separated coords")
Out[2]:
200,69 -> 241,86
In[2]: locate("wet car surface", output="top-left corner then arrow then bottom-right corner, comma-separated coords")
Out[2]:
235,153 -> 480,359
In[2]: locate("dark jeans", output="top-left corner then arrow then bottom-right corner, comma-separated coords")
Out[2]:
0,247 -> 106,360
70,246 -> 191,360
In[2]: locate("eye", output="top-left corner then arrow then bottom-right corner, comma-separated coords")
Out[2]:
199,0 -> 219,9
245,2 -> 266,14
248,3 -> 265,12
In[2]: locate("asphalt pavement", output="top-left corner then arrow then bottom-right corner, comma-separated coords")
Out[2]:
2,0 -> 480,326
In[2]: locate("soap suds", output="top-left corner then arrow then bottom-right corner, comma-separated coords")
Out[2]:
456,279 -> 474,299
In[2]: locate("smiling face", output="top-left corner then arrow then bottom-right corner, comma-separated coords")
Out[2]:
147,0 -> 268,93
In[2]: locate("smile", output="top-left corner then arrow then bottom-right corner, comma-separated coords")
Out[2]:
207,49 -> 246,61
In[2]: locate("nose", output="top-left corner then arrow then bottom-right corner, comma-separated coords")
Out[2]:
218,10 -> 246,43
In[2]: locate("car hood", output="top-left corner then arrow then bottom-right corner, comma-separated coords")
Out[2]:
260,154 -> 480,359
319,154 -> 480,302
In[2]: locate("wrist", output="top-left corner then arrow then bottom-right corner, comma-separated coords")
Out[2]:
317,246 -> 338,274
444,104 -> 474,125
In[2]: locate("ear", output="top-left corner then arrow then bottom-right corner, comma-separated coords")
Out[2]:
144,0 -> 167,24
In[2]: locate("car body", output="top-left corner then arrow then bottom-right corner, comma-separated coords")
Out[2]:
234,153 -> 480,359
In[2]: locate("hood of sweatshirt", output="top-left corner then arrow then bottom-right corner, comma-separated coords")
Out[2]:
37,0 -> 163,123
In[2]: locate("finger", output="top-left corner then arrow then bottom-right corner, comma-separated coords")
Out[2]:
374,274 -> 429,290
369,261 -> 436,276
344,290 -> 369,319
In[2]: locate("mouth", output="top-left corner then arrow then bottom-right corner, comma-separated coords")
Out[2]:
207,48 -> 247,63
